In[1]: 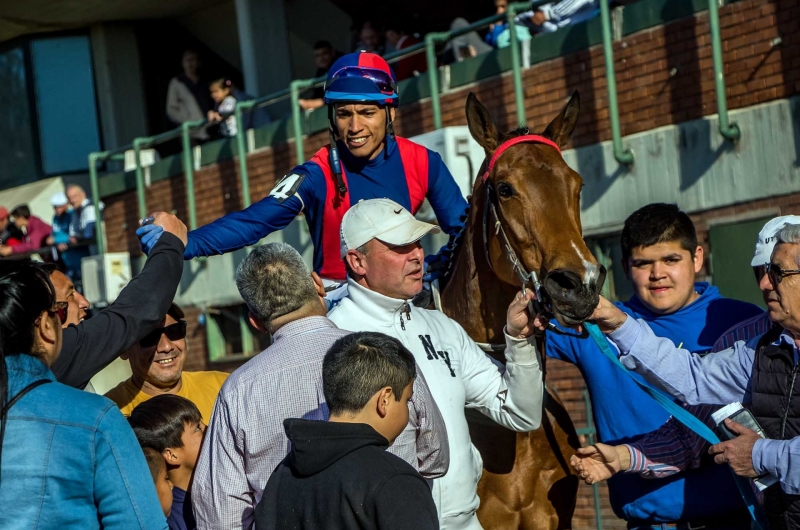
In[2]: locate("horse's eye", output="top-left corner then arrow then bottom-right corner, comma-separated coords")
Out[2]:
497,183 -> 514,198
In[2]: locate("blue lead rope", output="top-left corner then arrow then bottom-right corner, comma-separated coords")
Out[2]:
584,322 -> 766,529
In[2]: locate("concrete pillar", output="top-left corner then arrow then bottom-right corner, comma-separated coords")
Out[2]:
235,0 -> 292,97
90,23 -> 148,149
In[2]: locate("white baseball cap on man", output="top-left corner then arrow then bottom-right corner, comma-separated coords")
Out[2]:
50,192 -> 69,208
752,215 -> 800,266
340,198 -> 440,258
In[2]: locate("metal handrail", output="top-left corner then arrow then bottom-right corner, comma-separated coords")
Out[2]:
600,0 -> 634,165
708,0 -> 740,141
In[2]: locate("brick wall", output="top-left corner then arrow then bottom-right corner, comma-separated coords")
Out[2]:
100,1 -> 799,527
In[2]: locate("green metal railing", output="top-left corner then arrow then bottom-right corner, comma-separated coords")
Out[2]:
575,388 -> 604,530
600,0 -> 635,165
708,0 -> 740,141
89,0 -> 740,256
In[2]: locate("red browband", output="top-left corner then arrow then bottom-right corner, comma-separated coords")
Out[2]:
481,134 -> 562,182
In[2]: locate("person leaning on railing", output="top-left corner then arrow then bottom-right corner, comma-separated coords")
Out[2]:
0,205 -> 51,258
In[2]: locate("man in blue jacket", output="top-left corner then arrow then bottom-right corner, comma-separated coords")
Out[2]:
139,52 -> 468,283
547,203 -> 763,528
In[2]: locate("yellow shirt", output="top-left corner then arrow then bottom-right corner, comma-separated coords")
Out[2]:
105,371 -> 229,423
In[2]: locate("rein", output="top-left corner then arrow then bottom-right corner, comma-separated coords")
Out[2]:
481,135 -> 560,318
479,133 -> 588,340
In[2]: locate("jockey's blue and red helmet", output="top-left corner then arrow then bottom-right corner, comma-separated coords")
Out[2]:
323,52 -> 399,107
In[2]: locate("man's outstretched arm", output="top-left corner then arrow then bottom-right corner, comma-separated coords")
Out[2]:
52,213 -> 187,389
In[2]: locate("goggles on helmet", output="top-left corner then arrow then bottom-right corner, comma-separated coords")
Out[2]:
324,66 -> 398,105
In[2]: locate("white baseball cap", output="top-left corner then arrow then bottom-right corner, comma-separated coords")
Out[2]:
50,192 -> 69,207
340,198 -> 440,258
751,215 -> 800,266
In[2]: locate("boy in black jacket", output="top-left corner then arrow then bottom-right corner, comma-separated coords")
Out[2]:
254,332 -> 440,530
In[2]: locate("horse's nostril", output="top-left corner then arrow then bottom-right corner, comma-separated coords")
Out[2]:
545,270 -> 581,293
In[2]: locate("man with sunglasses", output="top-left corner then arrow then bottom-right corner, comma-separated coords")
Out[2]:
137,51 -> 468,287
49,211 -> 188,391
589,222 -> 800,530
105,302 -> 228,423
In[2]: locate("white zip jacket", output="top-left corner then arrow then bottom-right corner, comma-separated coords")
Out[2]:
328,279 -> 544,528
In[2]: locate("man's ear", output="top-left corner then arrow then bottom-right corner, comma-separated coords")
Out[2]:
375,387 -> 393,419
162,448 -> 180,466
248,312 -> 268,334
692,245 -> 704,274
345,249 -> 367,277
311,272 -> 326,298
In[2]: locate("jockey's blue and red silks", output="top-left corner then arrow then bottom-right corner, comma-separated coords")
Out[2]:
184,136 -> 467,279
547,283 -> 764,524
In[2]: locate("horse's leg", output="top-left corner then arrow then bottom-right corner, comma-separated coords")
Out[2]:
524,388 -> 580,530
477,472 -> 523,529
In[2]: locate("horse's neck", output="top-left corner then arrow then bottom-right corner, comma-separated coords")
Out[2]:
440,208 -> 518,347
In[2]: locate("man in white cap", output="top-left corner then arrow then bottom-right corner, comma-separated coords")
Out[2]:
570,215 -> 800,486
327,198 -> 545,530
46,191 -> 89,285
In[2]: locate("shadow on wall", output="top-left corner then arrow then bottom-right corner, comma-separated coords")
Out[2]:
771,0 -> 800,167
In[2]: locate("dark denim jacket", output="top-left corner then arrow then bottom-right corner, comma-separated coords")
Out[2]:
0,354 -> 168,529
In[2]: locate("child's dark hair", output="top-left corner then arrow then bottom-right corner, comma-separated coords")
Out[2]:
211,77 -> 233,89
323,332 -> 416,416
620,203 -> 698,262
128,395 -> 202,452
142,447 -> 166,482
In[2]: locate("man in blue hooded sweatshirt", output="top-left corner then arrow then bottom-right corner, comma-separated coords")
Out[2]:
547,203 -> 763,529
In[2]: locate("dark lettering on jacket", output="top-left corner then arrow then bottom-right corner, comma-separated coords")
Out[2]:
419,335 -> 456,377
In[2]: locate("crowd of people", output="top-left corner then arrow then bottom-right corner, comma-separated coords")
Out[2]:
1,38 -> 799,530
0,184 -> 100,289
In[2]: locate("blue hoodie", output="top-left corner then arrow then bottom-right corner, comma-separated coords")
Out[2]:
547,283 -> 763,524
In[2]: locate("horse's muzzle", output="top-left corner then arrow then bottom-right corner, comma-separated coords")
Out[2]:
543,265 -> 607,326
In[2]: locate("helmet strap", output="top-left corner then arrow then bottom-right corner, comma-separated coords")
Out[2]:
385,107 -> 395,139
327,105 -> 347,196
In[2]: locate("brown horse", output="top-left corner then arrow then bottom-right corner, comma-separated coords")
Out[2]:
437,91 -> 605,529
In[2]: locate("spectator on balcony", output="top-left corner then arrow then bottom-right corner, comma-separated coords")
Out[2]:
208,77 -> 239,138
485,0 -> 532,49
167,49 -> 213,141
515,0 -> 601,35
66,184 -> 102,255
299,41 -> 343,112
0,205 -> 51,257
384,25 -> 426,81
47,192 -> 88,285
355,21 -> 384,55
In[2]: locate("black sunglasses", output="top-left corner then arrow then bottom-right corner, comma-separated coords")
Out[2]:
139,320 -> 188,348
767,262 -> 800,286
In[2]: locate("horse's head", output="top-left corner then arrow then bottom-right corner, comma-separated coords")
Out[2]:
466,91 -> 605,327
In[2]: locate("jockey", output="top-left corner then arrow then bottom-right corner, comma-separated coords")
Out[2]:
138,51 -> 468,283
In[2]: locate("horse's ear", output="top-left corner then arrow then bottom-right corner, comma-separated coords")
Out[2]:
466,92 -> 499,154
543,91 -> 580,148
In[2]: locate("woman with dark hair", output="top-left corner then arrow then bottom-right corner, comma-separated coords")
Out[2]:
0,259 -> 168,529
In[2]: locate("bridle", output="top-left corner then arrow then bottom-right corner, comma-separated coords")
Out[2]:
480,133 -> 588,338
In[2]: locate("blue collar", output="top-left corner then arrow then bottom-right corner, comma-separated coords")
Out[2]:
773,329 -> 800,364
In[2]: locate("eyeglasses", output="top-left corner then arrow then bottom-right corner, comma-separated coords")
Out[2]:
766,262 -> 800,285
326,67 -> 397,95
36,301 -> 69,326
139,320 -> 188,348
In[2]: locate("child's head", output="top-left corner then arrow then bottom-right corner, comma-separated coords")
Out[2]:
620,203 -> 703,315
143,447 -> 173,517
128,395 -> 206,474
323,332 -> 416,444
210,77 -> 233,103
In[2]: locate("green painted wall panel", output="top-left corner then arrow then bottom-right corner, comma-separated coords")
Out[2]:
709,216 -> 772,309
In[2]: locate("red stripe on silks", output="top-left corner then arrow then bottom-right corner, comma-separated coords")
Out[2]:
311,147 -> 351,280
396,137 -> 429,214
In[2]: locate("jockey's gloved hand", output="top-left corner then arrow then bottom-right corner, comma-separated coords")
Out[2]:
422,252 -> 451,284
136,223 -> 164,255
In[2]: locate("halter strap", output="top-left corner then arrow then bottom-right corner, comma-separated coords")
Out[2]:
481,134 -> 562,182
